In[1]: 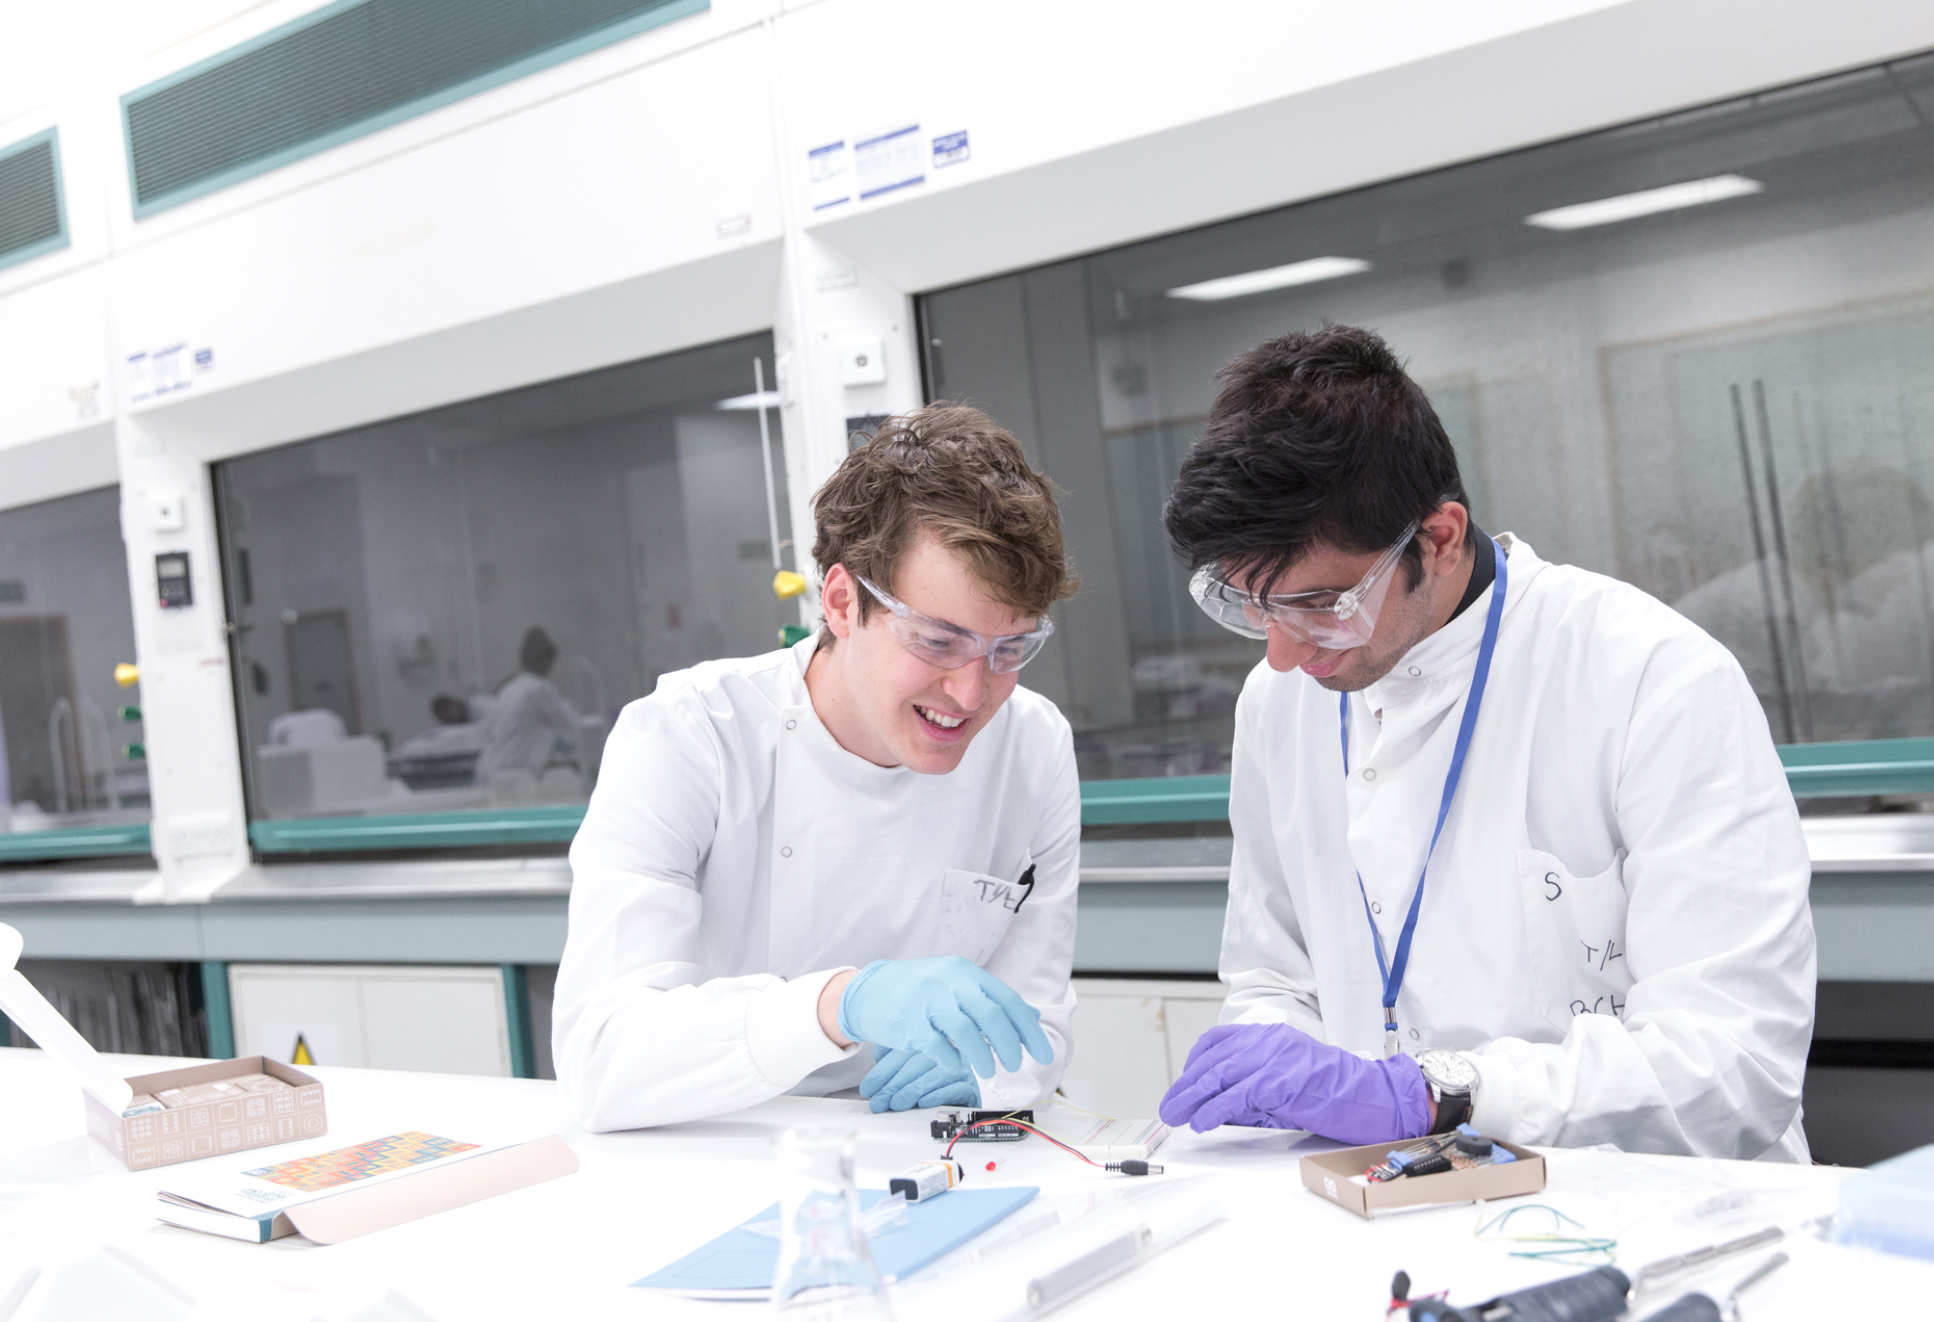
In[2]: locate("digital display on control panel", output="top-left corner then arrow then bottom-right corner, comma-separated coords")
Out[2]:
156,551 -> 193,609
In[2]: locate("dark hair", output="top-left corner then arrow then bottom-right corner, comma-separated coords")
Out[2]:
812,403 -> 1075,643
519,627 -> 558,676
1163,325 -> 1470,594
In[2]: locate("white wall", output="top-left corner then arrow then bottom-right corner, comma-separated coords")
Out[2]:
0,0 -> 1930,887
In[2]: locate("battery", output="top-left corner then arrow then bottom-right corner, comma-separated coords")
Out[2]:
888,1159 -> 963,1201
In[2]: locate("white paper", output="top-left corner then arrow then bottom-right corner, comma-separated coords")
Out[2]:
806,138 -> 851,212
854,124 -> 923,201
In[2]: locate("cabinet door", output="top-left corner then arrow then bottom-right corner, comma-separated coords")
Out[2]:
1161,994 -> 1225,1080
1060,982 -> 1173,1116
228,964 -> 511,1076
359,968 -> 510,1077
229,965 -> 369,1068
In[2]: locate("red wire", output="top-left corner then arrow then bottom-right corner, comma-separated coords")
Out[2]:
942,1117 -> 1102,1168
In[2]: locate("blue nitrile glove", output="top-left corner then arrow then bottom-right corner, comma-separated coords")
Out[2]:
859,1047 -> 980,1113
838,957 -> 1054,1081
1157,1023 -> 1431,1144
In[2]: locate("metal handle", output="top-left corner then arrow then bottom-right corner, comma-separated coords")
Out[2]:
1751,380 -> 1813,739
1731,383 -> 1797,742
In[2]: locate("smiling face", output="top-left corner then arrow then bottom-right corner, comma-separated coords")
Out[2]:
807,533 -> 1037,773
1232,506 -> 1473,692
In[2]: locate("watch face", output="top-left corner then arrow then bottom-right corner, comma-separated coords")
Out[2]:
1419,1050 -> 1478,1091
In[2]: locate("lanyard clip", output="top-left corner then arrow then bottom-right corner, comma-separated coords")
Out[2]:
1383,1007 -> 1400,1058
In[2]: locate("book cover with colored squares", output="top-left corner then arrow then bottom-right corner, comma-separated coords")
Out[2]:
159,1130 -> 504,1219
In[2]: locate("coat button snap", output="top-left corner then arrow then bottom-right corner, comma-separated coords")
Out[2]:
780,846 -> 793,858
785,719 -> 798,730
1408,666 -> 1422,677
1409,1029 -> 1421,1041
1371,901 -> 1383,915
1363,768 -> 1378,782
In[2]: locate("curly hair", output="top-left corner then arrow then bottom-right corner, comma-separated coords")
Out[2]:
811,403 -> 1075,642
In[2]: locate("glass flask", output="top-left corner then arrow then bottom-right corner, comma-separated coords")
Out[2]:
769,1127 -> 895,1319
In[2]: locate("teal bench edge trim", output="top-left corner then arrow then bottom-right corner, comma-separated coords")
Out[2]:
201,961 -> 236,1059
121,0 -> 712,219
502,965 -> 535,1080
235,738 -> 1934,852
0,823 -> 153,862
1779,736 -> 1934,798
1079,774 -> 1234,825
250,807 -> 586,852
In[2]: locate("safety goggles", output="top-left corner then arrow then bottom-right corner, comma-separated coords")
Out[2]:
1189,522 -> 1420,649
854,573 -> 1055,674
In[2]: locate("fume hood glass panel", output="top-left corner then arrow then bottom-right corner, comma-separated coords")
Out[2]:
0,486 -> 152,839
919,53 -> 1934,793
214,332 -> 795,831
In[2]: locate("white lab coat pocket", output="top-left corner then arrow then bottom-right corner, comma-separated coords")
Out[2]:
938,868 -> 1025,965
1517,848 -> 1635,1032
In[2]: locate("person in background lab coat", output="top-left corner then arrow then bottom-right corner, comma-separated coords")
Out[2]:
555,404 -> 1080,1131
1155,326 -> 1814,1160
475,627 -> 580,784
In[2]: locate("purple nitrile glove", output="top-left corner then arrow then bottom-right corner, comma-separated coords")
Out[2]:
1157,1023 -> 1431,1144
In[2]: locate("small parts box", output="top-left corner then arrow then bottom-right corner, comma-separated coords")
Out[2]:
1300,1137 -> 1546,1218
87,1057 -> 326,1171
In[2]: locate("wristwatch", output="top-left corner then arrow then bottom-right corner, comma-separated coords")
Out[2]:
1415,1049 -> 1479,1133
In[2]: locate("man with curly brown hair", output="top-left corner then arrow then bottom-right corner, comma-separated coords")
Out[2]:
556,404 -> 1081,1130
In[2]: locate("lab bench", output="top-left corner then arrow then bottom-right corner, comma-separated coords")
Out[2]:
2,816 -> 1932,1163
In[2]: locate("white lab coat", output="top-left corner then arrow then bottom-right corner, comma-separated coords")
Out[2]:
555,637 -> 1080,1131
1220,536 -> 1815,1161
475,671 -> 579,782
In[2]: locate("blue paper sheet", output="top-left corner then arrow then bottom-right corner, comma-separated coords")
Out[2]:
632,1186 -> 1038,1295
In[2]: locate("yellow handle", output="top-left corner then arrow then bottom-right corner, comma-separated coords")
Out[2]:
772,570 -> 807,600
114,663 -> 140,688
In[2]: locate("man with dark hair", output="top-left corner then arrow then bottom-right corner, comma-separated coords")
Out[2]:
556,404 -> 1080,1130
1156,326 -> 1814,1160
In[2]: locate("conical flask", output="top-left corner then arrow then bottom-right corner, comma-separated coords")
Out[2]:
769,1127 -> 895,1319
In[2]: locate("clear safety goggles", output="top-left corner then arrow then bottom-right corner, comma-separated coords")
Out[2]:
1189,522 -> 1420,650
854,573 -> 1055,674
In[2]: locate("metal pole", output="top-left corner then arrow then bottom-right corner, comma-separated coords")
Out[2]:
753,357 -> 785,573
1754,380 -> 1814,740
1732,384 -> 1796,743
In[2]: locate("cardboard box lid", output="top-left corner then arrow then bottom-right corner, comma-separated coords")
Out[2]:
286,1136 -> 579,1244
0,921 -> 134,1112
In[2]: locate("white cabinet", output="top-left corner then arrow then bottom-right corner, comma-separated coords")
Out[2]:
1058,978 -> 1224,1116
229,964 -> 512,1077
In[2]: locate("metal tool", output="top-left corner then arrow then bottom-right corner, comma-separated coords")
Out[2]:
1629,1227 -> 1784,1298
1634,1250 -> 1789,1321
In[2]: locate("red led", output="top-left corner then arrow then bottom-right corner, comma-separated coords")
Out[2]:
985,1161 -> 997,1172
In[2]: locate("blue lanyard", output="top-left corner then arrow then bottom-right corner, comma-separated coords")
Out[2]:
1340,539 -> 1507,1056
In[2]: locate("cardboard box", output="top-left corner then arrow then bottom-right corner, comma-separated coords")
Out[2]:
1300,1138 -> 1546,1218
87,1057 -> 327,1171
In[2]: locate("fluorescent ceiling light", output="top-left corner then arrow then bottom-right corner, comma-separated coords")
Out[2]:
1165,256 -> 1371,301
715,390 -> 782,411
1524,174 -> 1763,231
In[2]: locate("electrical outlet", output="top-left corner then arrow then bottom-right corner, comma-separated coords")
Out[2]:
838,336 -> 887,387
150,494 -> 188,533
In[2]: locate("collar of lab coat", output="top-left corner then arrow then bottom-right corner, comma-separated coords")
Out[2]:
780,633 -> 917,790
1359,533 -> 1546,718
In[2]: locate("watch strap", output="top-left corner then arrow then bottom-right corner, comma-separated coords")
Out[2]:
1430,1086 -> 1472,1134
